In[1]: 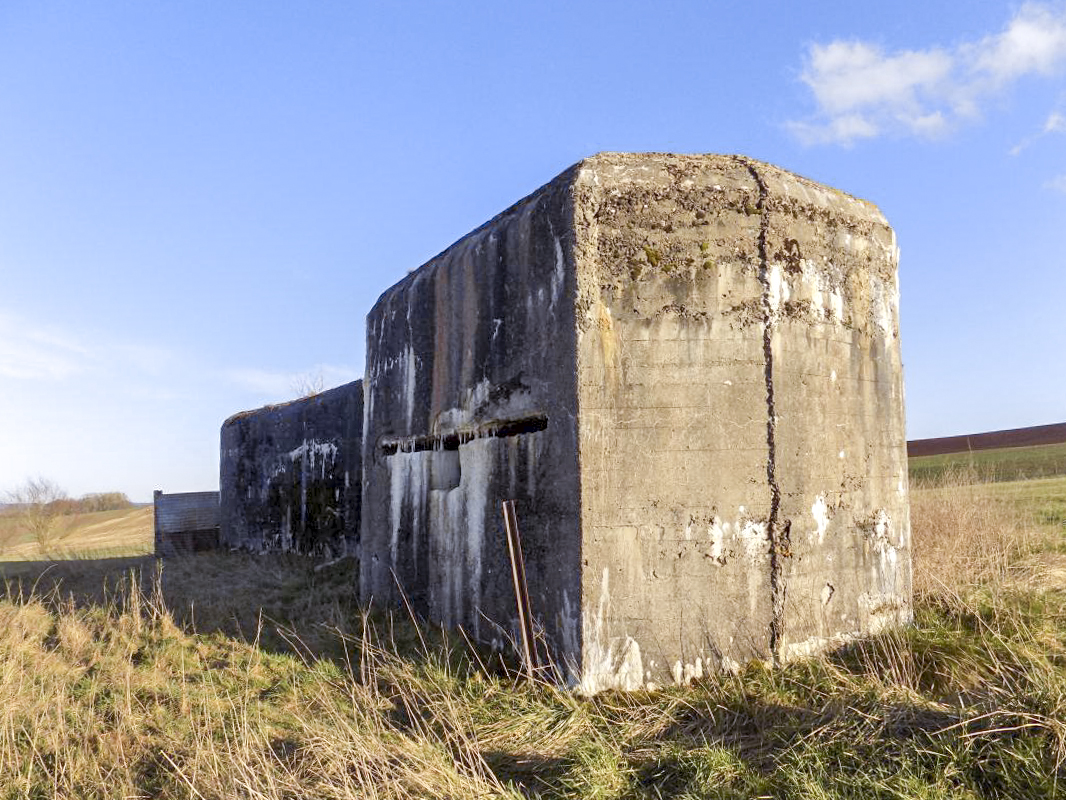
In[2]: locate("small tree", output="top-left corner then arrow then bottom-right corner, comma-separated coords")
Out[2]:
4,477 -> 69,552
291,369 -> 326,399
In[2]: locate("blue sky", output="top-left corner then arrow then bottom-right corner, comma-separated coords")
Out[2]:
1,1 -> 1064,501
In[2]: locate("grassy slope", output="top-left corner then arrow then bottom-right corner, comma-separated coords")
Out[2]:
0,505 -> 153,561
0,474 -> 1063,797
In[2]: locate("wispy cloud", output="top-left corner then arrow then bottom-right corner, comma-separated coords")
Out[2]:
0,313 -> 93,380
790,3 -> 1066,145
225,363 -> 358,403
0,310 -> 179,382
1010,110 -> 1066,154
1047,173 -> 1066,192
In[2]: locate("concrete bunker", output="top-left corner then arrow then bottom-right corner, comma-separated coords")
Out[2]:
220,379 -> 363,557
361,153 -> 911,691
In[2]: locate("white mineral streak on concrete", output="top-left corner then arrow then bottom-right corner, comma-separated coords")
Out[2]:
526,434 -> 538,498
707,519 -> 724,563
766,263 -> 786,312
364,367 -> 374,435
579,567 -> 645,694
869,276 -> 894,337
559,589 -> 581,673
811,494 -> 830,544
782,631 -> 854,662
551,235 -> 565,312
739,519 -> 769,562
869,509 -> 897,572
706,513 -> 768,565
388,451 -> 426,567
288,440 -> 338,464
507,436 -> 518,495
459,438 -> 492,638
403,344 -> 417,433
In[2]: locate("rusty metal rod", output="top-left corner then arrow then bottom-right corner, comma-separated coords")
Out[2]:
502,499 -> 538,679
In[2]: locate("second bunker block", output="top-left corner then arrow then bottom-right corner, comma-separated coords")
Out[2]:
361,153 -> 910,692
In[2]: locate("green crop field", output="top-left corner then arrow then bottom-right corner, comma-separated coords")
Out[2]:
909,441 -> 1066,484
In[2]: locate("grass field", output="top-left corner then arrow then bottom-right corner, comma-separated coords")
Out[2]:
909,441 -> 1066,484
0,505 -> 153,561
0,468 -> 1063,797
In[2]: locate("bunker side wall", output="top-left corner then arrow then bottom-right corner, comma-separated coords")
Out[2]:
219,380 -> 363,557
755,164 -> 911,661
360,172 -> 584,672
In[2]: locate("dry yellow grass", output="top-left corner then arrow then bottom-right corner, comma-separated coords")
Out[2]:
0,506 -> 153,561
0,468 -> 1062,797
909,467 -> 1059,599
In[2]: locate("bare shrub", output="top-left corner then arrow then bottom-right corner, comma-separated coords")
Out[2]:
291,369 -> 326,398
3,476 -> 70,553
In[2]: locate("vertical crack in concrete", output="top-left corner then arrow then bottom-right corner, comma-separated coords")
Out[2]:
742,159 -> 787,666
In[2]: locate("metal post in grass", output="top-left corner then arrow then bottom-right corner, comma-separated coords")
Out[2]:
502,499 -> 538,679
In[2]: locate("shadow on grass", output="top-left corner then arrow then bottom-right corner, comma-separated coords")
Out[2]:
0,552 -> 369,664
0,550 -> 507,679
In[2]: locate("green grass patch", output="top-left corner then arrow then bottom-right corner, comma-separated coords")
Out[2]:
910,442 -> 1066,485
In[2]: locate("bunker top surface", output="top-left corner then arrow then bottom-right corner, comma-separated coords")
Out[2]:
221,379 -> 364,428
370,153 -> 895,347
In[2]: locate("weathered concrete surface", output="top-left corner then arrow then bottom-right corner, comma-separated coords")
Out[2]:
362,153 -> 910,691
361,177 -> 583,666
220,380 -> 362,557
154,490 -> 220,556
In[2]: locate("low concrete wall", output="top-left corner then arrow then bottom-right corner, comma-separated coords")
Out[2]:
154,490 -> 220,556
220,380 -> 362,557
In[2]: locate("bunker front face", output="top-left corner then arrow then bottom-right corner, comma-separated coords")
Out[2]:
361,152 -> 910,691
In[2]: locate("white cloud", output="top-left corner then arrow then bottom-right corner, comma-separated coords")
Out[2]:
792,3 -> 1066,145
1047,173 -> 1066,191
1010,109 -> 1066,154
970,3 -> 1066,84
803,41 -> 953,117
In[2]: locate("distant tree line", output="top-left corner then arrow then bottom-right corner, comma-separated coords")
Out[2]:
52,492 -> 134,515
1,485 -> 133,517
